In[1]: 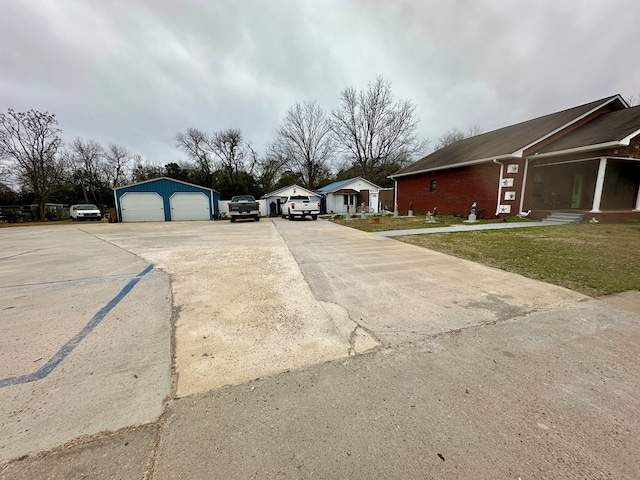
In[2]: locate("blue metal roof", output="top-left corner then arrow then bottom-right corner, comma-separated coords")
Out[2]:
114,177 -> 218,193
315,177 -> 381,194
316,178 -> 358,194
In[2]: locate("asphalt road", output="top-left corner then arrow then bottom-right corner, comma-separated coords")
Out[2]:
1,219 -> 639,479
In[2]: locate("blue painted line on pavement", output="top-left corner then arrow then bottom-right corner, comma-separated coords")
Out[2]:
0,264 -> 154,388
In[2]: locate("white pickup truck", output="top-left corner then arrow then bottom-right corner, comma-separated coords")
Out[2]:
281,195 -> 320,220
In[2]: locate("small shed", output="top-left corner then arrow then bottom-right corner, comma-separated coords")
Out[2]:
114,177 -> 219,222
262,184 -> 320,217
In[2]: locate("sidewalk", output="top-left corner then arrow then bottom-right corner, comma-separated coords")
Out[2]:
374,219 -> 567,236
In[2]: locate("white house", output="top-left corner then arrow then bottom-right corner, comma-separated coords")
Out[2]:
316,177 -> 381,214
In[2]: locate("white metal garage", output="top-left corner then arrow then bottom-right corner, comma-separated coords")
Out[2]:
120,192 -> 165,222
170,192 -> 210,221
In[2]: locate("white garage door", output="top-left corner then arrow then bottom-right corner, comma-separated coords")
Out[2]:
120,192 -> 165,222
170,192 -> 210,221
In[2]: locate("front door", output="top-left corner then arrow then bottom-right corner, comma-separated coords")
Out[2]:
343,194 -> 356,213
571,174 -> 583,208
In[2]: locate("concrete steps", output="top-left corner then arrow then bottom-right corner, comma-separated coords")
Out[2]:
543,212 -> 585,223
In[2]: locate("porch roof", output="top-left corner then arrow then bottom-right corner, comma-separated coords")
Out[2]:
536,105 -> 640,154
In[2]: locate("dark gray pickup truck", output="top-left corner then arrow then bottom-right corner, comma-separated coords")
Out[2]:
228,195 -> 260,222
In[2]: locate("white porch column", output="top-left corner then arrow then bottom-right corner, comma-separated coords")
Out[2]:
519,158 -> 529,214
590,157 -> 607,213
634,181 -> 640,211
393,179 -> 398,216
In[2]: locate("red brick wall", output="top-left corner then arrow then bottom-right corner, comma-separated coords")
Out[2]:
396,163 -> 503,217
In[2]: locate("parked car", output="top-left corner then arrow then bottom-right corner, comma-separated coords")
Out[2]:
228,196 -> 260,222
281,195 -> 320,220
70,204 -> 102,221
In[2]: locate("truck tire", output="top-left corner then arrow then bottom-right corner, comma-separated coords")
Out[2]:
311,214 -> 318,220
287,210 -> 294,220
230,217 -> 236,223
254,216 -> 260,221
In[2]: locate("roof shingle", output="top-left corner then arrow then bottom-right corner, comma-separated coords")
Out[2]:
537,105 -> 640,154
392,95 -> 624,177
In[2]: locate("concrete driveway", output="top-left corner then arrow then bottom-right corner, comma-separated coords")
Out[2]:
0,225 -> 171,463
1,219 -> 639,479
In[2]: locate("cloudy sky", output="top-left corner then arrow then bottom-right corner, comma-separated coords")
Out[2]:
1,0 -> 638,166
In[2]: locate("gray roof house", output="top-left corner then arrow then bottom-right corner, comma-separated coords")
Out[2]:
390,95 -> 640,222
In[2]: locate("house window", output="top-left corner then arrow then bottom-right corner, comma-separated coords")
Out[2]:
430,180 -> 437,193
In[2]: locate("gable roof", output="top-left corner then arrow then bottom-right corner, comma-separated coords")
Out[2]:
391,95 -> 628,178
316,177 -> 381,194
535,105 -> 640,156
114,176 -> 217,192
262,184 -> 318,198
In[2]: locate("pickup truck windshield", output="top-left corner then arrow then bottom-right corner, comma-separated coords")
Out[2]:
77,204 -> 99,210
233,197 -> 254,203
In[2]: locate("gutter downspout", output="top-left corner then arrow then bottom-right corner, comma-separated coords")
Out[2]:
493,159 -> 504,215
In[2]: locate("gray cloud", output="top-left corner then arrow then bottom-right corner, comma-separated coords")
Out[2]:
2,0 -> 638,166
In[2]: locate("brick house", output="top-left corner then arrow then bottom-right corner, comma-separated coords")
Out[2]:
390,95 -> 640,222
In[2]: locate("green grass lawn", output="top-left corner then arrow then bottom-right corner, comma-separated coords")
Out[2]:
335,218 -> 640,297
332,214 -> 530,233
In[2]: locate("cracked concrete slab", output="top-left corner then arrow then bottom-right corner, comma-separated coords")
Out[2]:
274,219 -> 587,343
151,299 -> 640,479
2,219 -> 638,478
0,226 -> 171,463
91,221 -> 380,397
0,425 -> 157,480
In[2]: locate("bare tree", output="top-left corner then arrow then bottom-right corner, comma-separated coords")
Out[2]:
330,77 -> 428,183
104,143 -> 132,188
0,109 -> 63,220
435,127 -> 465,149
269,100 -> 335,189
69,137 -> 104,202
255,155 -> 289,193
626,94 -> 640,107
130,155 -> 164,183
211,128 -> 258,182
435,125 -> 484,150
175,127 -> 258,188
175,128 -> 215,187
0,159 -> 11,188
